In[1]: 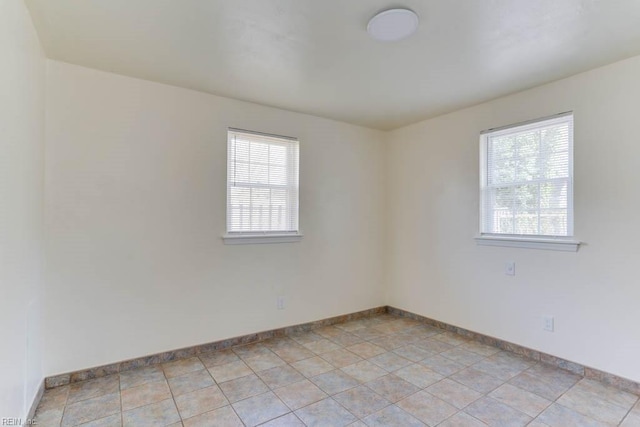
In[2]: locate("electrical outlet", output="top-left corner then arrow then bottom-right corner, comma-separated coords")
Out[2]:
543,315 -> 554,332
277,296 -> 285,310
505,261 -> 516,276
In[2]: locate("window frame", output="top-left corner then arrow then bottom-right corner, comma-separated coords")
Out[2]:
476,112 -> 580,251
223,128 -> 302,245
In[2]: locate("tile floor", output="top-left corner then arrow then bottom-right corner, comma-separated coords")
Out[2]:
34,314 -> 640,426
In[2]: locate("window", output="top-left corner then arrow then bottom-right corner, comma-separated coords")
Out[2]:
478,113 -> 578,251
224,128 -> 301,244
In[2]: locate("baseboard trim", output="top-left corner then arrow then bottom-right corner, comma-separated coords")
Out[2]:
44,305 -> 640,397
25,379 -> 44,426
387,306 -> 640,396
44,306 -> 386,389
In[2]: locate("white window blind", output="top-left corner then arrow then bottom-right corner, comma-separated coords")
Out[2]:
227,129 -> 299,235
480,113 -> 573,237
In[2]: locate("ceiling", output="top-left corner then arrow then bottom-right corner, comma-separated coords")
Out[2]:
25,0 -> 640,130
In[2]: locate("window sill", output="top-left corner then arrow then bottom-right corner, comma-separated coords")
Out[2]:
222,233 -> 303,245
475,235 -> 580,252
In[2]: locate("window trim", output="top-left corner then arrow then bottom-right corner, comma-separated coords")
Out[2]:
222,232 -> 303,245
474,235 -> 580,251
223,128 -> 301,245
477,112 -> 580,251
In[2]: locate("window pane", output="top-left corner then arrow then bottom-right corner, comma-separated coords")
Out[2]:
227,130 -> 299,233
481,114 -> 573,236
540,209 -> 568,236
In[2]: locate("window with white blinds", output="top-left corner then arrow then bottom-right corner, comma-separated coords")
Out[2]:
480,113 -> 573,237
226,129 -> 299,235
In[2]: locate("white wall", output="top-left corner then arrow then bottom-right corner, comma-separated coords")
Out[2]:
0,0 -> 46,419
44,61 -> 387,376
387,55 -> 640,383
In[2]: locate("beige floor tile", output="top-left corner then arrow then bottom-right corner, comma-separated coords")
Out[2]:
257,364 -> 305,389
274,379 -> 328,410
263,337 -> 296,350
460,341 -> 502,357
525,363 -> 580,389
363,404 -> 426,427
434,332 -> 470,346
291,356 -> 334,377
392,345 -> 434,362
62,392 -> 121,426
315,326 -> 346,339
368,352 -> 412,372
289,331 -> 325,345
329,333 -> 364,347
372,322 -> 406,335
37,314 -> 640,427
346,342 -> 386,359
420,355 -> 466,376
464,396 -> 532,426
232,343 -> 272,359
351,327 -> 386,341
174,385 -> 228,419
122,398 -> 180,427
426,378 -> 483,409
620,412 -> 640,427
120,366 -> 165,390
526,421 -> 551,427
167,369 -> 215,396
365,374 -> 420,403
394,363 -> 443,388
218,373 -> 269,403
472,357 -> 528,381
557,381 -> 633,424
415,338 -> 455,354
68,375 -> 120,404
162,357 -> 204,379
198,349 -> 239,368
368,335 -> 407,351
271,343 -> 316,363
441,348 -> 486,366
536,403 -> 610,427
78,413 -> 122,427
489,383 -> 552,417
508,371 -> 575,401
571,378 -> 639,409
232,391 -> 289,426
311,370 -> 360,395
260,412 -> 305,426
488,352 -> 534,371
397,390 -> 458,426
182,405 -> 243,427
208,360 -> 252,383
121,380 -> 172,411
438,411 -> 488,427
320,348 -> 363,368
244,352 -> 286,372
37,386 -> 70,412
336,321 -> 367,333
333,385 -> 390,418
340,360 -> 388,383
450,368 -> 504,394
34,407 -> 64,427
303,338 -> 342,354
294,398 -> 357,426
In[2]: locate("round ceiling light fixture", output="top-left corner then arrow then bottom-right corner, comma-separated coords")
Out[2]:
367,8 -> 419,42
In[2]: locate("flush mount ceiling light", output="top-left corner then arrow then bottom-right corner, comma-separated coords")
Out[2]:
367,8 -> 419,42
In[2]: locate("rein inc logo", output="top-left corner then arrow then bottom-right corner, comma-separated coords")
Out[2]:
2,418 -> 37,425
